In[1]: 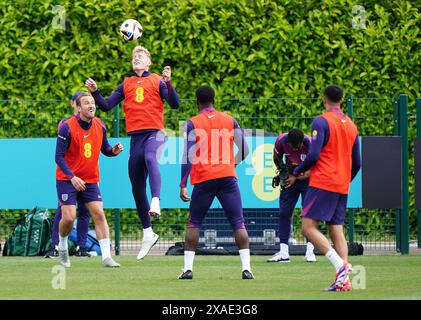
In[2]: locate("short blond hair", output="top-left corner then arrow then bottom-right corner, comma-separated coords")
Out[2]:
132,46 -> 151,61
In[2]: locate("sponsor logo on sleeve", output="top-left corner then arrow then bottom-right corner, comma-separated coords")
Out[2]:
312,130 -> 318,141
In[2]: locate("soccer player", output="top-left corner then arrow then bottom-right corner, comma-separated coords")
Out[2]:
45,91 -> 91,259
178,85 -> 253,280
85,46 -> 180,260
55,92 -> 124,268
267,128 -> 316,263
287,85 -> 361,291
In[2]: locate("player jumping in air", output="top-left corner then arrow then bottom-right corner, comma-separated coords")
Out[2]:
85,46 -> 180,260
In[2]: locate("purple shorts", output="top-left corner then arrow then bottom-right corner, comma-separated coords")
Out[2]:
300,187 -> 348,225
56,180 -> 102,207
189,177 -> 245,231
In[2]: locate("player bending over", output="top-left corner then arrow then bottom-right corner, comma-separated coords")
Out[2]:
268,128 -> 316,263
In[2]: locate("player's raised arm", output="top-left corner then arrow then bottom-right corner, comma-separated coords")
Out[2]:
85,78 -> 125,112
160,66 -> 180,109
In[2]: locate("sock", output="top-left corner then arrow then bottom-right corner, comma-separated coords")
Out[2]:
239,249 -> 251,272
325,248 -> 344,271
280,243 -> 289,256
150,197 -> 160,213
99,238 -> 111,260
306,242 -> 314,253
143,227 -> 154,239
184,251 -> 195,272
58,235 -> 68,251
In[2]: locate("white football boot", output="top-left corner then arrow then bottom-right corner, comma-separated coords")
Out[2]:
137,233 -> 159,260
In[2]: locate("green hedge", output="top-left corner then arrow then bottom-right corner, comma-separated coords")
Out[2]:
0,0 -> 419,101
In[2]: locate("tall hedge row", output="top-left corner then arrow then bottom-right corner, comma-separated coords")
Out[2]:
0,0 -> 419,101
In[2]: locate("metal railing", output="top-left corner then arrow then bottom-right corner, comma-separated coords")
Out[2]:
0,97 -> 411,255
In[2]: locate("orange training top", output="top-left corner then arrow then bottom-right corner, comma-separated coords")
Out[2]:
189,110 -> 236,184
123,73 -> 164,133
309,111 -> 358,194
56,116 -> 103,183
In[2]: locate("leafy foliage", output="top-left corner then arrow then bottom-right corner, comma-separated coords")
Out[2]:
0,0 -> 419,101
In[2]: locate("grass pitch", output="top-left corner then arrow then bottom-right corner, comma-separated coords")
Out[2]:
0,255 -> 420,300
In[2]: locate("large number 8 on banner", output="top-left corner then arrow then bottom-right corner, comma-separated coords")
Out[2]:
84,142 -> 92,158
135,87 -> 144,103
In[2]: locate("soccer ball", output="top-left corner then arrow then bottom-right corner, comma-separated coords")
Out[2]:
120,19 -> 143,42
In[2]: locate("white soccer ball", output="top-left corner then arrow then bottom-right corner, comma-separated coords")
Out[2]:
119,19 -> 143,42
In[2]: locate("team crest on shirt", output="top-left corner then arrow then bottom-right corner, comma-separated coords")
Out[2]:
312,130 -> 318,141
300,154 -> 307,161
61,194 -> 68,202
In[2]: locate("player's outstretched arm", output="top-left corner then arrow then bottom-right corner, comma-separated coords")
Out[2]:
160,66 -> 180,109
85,78 -> 98,92
85,78 -> 125,112
162,65 -> 171,82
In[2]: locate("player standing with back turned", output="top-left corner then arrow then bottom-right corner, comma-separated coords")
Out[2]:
286,85 -> 361,291
178,85 -> 253,280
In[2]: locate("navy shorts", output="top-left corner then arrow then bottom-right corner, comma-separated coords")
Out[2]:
189,177 -> 245,231
300,187 -> 348,225
56,180 -> 102,207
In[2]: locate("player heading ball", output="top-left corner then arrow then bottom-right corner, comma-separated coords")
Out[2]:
85,46 -> 180,260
